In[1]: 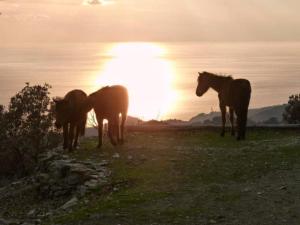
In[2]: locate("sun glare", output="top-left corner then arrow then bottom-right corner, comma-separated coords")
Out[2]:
92,43 -> 177,120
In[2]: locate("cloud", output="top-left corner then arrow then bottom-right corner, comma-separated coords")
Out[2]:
82,0 -> 115,6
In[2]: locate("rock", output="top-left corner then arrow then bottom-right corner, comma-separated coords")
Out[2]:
34,149 -> 110,198
27,209 -> 36,218
35,173 -> 50,184
61,197 -> 78,210
0,218 -> 20,225
48,160 -> 71,178
279,185 -> 287,190
209,219 -> 217,224
84,179 -> 99,189
98,160 -> 109,166
112,153 -> 120,159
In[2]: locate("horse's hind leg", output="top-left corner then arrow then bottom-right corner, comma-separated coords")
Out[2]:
108,120 -> 117,146
236,108 -> 248,141
220,104 -> 226,137
96,116 -> 103,148
115,114 -> 121,144
240,108 -> 248,140
120,112 -> 126,144
73,125 -> 80,149
229,108 -> 235,136
236,115 -> 242,141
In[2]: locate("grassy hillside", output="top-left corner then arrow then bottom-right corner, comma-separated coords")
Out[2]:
46,129 -> 300,225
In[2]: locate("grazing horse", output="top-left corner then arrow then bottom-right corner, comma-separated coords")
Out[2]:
196,71 -> 251,140
54,90 -> 88,151
84,85 -> 128,148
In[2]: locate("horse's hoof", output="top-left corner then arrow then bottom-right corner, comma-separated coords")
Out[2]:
97,144 -> 102,149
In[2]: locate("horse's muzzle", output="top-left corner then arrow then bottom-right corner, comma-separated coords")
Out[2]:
196,90 -> 203,97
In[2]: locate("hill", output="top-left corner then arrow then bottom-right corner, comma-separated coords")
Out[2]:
189,104 -> 287,125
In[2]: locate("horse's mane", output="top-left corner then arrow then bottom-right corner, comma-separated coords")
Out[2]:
202,71 -> 233,80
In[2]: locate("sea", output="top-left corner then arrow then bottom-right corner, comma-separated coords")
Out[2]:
1,42 -> 300,121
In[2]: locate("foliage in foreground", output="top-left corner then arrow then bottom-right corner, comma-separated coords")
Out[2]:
0,83 -> 60,176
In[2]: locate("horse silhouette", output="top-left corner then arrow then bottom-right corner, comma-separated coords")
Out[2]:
54,90 -> 88,151
196,71 -> 251,140
84,85 -> 129,148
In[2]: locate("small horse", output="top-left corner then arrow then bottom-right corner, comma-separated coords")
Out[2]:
196,71 -> 251,140
84,85 -> 128,148
54,90 -> 88,151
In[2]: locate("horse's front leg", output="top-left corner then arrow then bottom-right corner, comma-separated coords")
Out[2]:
63,124 -> 69,150
229,107 -> 235,136
220,104 -> 226,137
68,123 -> 75,152
73,124 -> 80,149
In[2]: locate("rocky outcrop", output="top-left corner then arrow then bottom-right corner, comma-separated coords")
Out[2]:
35,149 -> 110,198
0,147 -> 111,224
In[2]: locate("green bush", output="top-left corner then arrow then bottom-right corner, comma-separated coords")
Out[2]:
0,83 -> 60,176
283,94 -> 300,124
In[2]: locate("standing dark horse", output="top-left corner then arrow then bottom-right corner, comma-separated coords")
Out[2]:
196,71 -> 251,140
54,90 -> 88,151
84,85 -> 128,148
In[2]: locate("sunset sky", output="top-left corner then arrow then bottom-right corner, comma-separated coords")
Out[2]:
1,0 -> 300,42
1,0 -> 300,120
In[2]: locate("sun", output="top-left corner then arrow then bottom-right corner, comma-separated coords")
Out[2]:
92,42 -> 177,120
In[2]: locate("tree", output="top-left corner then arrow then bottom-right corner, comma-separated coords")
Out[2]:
0,83 -> 59,176
283,94 -> 300,124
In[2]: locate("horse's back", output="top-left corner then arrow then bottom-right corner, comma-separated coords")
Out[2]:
65,89 -> 88,104
90,85 -> 128,118
65,89 -> 88,122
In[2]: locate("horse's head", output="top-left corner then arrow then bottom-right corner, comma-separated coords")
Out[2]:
53,98 -> 71,129
196,71 -> 210,96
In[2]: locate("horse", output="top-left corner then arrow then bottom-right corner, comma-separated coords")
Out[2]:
196,71 -> 251,140
53,89 -> 88,151
84,85 -> 129,148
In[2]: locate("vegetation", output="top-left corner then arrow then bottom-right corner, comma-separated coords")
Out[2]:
283,94 -> 300,124
0,83 -> 59,176
42,129 -> 300,225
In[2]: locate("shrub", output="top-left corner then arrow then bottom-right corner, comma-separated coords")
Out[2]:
0,83 -> 60,176
283,94 -> 300,124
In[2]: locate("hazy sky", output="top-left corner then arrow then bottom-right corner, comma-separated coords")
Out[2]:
1,0 -> 300,42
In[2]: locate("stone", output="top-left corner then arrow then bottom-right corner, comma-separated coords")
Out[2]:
0,218 -> 20,225
84,179 -> 99,189
27,209 -> 36,218
77,185 -> 88,196
61,197 -> 78,210
112,153 -> 120,159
